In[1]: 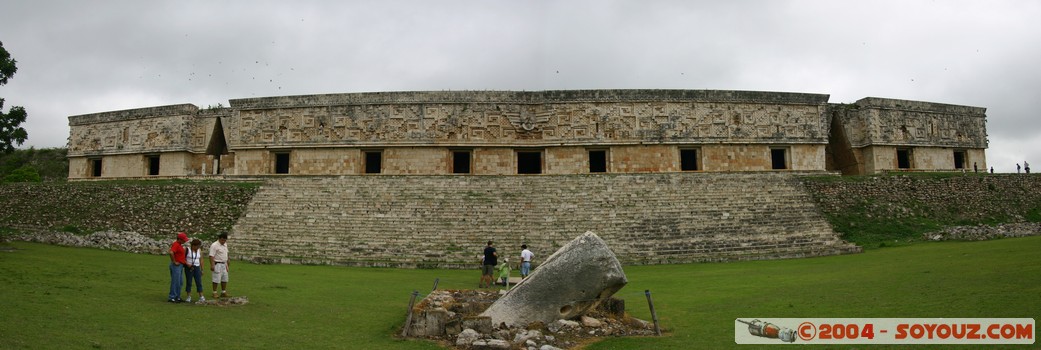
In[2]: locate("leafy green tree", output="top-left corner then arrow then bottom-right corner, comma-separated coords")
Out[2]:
0,41 -> 28,154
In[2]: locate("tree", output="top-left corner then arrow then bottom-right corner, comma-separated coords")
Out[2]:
0,41 -> 28,154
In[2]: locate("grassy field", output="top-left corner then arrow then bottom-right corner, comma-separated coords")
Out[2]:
1,237 -> 1039,349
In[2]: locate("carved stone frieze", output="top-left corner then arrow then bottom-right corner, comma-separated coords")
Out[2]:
839,97 -> 988,148
227,100 -> 830,147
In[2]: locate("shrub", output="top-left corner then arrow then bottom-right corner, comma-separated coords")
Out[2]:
4,165 -> 41,182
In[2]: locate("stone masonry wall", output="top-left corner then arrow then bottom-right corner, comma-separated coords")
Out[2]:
229,173 -> 861,268
226,94 -> 831,150
803,174 -> 1041,226
0,182 -> 258,241
227,144 -> 828,175
838,98 -> 987,149
828,98 -> 987,174
5,174 -> 1038,266
66,91 -> 990,179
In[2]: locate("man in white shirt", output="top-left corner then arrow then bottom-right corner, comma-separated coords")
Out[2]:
209,232 -> 230,298
520,244 -> 534,278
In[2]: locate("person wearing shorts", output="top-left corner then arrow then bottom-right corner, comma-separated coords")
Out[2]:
209,232 -> 230,298
479,240 -> 497,288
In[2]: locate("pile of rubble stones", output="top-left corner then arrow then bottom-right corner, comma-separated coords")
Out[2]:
925,222 -> 1041,241
3,230 -> 172,255
405,289 -> 657,350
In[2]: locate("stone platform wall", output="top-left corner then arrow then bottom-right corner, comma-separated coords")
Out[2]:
230,173 -> 860,268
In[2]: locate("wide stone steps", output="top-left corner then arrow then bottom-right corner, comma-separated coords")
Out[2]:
230,173 -> 861,267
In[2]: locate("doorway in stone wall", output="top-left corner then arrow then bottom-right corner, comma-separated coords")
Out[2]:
517,150 -> 542,174
897,148 -> 913,169
90,158 -> 103,177
452,149 -> 472,174
588,149 -> 607,173
147,155 -> 160,176
953,150 -> 967,170
206,118 -> 229,175
771,148 -> 789,170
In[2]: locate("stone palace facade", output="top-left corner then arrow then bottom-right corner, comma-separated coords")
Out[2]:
66,90 -> 988,179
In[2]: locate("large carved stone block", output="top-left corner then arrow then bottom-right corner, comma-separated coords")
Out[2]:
480,231 -> 628,327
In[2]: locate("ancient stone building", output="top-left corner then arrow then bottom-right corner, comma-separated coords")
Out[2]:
62,90 -> 990,266
828,97 -> 988,175
66,90 -> 987,178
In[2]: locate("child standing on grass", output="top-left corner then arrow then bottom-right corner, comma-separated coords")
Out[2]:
184,239 -> 205,303
496,258 -> 511,287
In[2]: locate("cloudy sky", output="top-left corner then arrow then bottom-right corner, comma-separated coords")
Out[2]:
1,0 -> 1038,172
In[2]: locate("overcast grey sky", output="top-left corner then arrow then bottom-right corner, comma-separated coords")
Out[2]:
1,0 -> 1038,172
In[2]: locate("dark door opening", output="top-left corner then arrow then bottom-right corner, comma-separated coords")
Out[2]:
589,150 -> 607,173
680,149 -> 699,171
897,149 -> 912,169
517,151 -> 542,174
365,151 -> 382,174
953,151 -> 966,169
147,155 -> 160,176
91,159 -> 102,177
771,148 -> 788,170
274,153 -> 290,174
206,117 -> 229,174
453,150 -> 471,174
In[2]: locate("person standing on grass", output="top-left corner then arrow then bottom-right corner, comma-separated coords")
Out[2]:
209,232 -> 230,298
184,238 -> 205,303
496,258 -> 511,287
519,244 -> 534,279
168,232 -> 189,303
480,240 -> 497,288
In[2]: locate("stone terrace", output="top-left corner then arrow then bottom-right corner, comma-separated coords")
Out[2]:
231,173 -> 860,268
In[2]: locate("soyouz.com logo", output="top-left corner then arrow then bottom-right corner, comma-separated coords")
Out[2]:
735,318 -> 1035,345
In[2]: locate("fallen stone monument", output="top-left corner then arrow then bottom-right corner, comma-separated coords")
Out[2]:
401,231 -> 652,349
480,231 -> 629,327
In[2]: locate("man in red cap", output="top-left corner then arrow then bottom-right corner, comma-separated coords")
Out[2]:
168,232 -> 189,302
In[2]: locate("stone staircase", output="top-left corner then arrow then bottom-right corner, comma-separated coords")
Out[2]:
230,173 -> 861,268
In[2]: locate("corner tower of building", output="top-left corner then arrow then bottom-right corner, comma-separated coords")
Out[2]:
827,97 -> 988,175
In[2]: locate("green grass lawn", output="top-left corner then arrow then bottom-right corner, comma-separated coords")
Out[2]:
1,237 -> 1039,349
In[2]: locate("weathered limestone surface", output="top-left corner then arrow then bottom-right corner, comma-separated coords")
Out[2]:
835,97 -> 987,149
226,90 -> 831,149
66,90 -> 988,179
480,231 -> 628,327
828,98 -> 988,174
68,104 -> 229,156
230,172 -> 861,268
